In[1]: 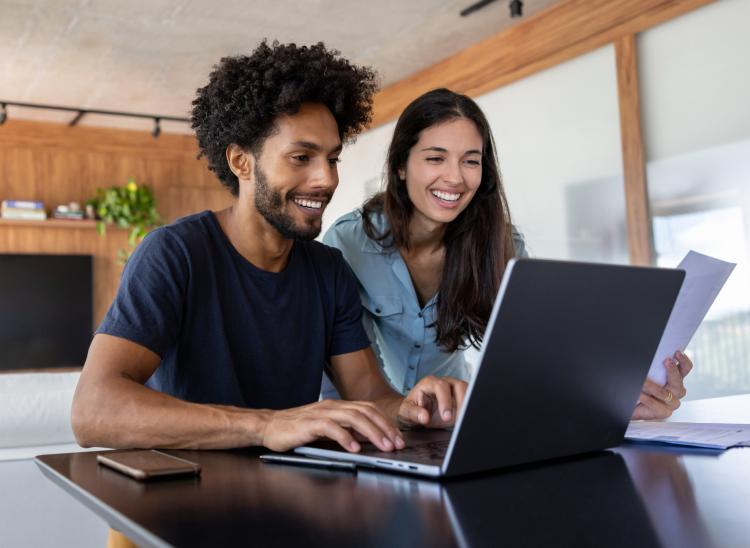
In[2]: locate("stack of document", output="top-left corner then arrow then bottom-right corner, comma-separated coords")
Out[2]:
629,251 -> 746,450
625,422 -> 750,450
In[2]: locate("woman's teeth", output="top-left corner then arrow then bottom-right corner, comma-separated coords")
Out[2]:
431,190 -> 460,202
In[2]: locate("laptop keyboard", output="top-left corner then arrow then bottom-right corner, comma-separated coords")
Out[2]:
394,439 -> 450,461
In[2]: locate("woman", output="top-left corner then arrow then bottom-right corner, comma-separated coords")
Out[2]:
324,88 -> 690,420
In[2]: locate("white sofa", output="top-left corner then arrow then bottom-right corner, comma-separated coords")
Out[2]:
0,371 -> 101,461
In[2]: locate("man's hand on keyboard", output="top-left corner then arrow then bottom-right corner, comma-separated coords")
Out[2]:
398,376 -> 468,429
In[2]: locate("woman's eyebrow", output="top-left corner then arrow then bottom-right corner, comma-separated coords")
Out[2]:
419,146 -> 482,155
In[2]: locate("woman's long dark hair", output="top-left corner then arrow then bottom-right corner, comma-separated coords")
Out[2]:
362,88 -> 516,352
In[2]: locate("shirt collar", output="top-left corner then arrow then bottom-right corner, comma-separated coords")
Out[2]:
360,210 -> 395,257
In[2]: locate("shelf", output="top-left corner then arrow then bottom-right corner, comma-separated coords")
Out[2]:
0,218 -> 100,229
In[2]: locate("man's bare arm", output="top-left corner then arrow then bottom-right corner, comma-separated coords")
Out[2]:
71,334 -> 271,449
72,334 -> 404,452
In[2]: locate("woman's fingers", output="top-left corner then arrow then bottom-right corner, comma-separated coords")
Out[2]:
642,377 -> 675,404
664,358 -> 687,400
633,393 -> 672,420
675,350 -> 693,378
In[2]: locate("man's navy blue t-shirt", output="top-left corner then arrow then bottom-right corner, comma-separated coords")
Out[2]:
97,210 -> 371,409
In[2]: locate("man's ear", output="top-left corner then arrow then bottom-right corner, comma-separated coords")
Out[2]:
226,144 -> 254,182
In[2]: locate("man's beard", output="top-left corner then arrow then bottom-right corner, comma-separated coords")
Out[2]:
253,163 -> 323,241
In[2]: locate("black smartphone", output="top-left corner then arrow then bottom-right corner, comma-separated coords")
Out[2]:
96,449 -> 201,481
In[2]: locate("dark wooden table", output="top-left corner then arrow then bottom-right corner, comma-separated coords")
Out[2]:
35,395 -> 750,548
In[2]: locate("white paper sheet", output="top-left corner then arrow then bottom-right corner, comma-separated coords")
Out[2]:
625,421 -> 750,449
647,251 -> 735,385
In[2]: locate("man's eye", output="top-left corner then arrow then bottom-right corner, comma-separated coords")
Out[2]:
328,157 -> 341,166
292,154 -> 309,163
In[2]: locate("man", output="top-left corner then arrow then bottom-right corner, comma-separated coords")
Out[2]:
72,41 -> 466,453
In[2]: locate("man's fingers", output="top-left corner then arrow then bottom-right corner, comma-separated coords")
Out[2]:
404,388 -> 433,425
409,388 -> 436,415
312,418 -> 360,453
326,408 -> 401,452
400,399 -> 430,426
402,376 -> 469,427
419,377 -> 455,422
336,401 -> 404,449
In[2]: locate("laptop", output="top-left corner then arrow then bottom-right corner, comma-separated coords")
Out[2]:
296,257 -> 685,477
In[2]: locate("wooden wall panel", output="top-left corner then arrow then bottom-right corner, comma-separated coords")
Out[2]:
616,34 -> 654,266
0,120 -> 226,327
166,186 -> 235,221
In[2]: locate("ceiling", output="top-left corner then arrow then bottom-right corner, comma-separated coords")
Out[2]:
0,0 -> 557,133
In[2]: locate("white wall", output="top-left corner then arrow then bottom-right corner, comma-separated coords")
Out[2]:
474,44 -> 625,261
638,0 -> 750,162
637,0 -> 750,399
321,120 -> 396,237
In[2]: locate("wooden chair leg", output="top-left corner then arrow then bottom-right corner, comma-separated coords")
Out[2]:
106,528 -> 138,548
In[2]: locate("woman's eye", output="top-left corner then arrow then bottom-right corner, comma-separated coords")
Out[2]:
465,159 -> 481,166
426,156 -> 444,163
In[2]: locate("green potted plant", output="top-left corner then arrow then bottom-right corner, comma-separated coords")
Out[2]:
88,178 -> 162,263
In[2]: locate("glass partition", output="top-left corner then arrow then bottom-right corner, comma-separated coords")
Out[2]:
639,0 -> 750,398
476,45 -> 627,264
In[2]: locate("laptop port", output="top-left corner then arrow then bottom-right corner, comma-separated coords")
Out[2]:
375,460 -> 393,466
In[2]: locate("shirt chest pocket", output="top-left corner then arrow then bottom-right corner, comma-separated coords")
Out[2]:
361,295 -> 403,319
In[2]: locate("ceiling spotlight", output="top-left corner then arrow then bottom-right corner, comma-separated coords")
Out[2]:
152,117 -> 161,139
510,0 -> 523,17
0,103 -> 7,125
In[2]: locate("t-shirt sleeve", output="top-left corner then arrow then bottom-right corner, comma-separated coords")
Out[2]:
96,228 -> 187,358
329,251 -> 372,357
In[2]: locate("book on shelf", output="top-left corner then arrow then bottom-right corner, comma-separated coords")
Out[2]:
1,199 -> 44,210
2,198 -> 48,221
52,210 -> 85,220
1,208 -> 48,221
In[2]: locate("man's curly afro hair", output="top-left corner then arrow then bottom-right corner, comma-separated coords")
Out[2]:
191,40 -> 378,196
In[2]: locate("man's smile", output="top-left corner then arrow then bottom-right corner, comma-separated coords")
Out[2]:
293,197 -> 325,209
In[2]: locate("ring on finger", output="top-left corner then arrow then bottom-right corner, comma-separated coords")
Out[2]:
664,390 -> 674,404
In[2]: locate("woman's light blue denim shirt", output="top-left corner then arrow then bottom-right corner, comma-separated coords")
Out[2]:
322,209 -> 527,396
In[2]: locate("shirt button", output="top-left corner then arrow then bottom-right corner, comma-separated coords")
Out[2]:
375,308 -> 381,314
414,343 -> 421,348
418,312 -> 423,318
409,365 -> 415,370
